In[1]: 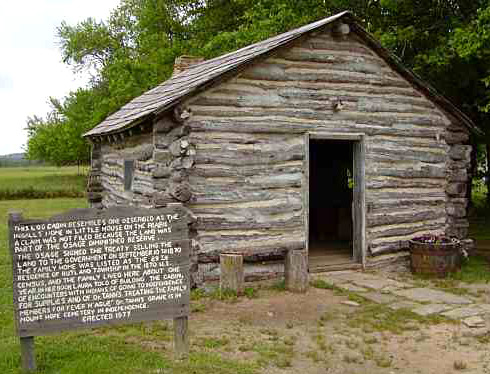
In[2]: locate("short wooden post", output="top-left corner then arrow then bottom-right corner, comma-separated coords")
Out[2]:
173,316 -> 189,359
285,249 -> 309,293
20,337 -> 36,372
9,212 -> 37,372
220,253 -> 244,295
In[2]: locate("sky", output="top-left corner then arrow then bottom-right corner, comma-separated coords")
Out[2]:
0,0 -> 121,155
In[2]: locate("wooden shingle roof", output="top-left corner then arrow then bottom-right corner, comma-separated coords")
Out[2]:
85,11 -> 479,137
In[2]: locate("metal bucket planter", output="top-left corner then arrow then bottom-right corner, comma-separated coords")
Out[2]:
409,239 -> 462,278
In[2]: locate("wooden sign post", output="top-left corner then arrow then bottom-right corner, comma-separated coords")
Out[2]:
9,206 -> 193,372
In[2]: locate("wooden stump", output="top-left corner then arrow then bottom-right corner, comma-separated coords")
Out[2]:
285,249 -> 308,293
220,253 -> 244,295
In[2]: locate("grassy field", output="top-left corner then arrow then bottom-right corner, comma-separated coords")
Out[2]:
0,166 -> 87,200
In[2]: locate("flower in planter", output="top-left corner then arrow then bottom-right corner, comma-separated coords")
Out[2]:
411,235 -> 468,259
412,235 -> 461,246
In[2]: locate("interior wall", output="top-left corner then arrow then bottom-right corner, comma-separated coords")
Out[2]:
309,140 -> 353,247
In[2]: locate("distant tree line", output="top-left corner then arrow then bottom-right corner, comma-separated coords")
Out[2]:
26,0 -> 490,202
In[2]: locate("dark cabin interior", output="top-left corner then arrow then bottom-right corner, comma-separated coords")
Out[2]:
309,139 -> 353,267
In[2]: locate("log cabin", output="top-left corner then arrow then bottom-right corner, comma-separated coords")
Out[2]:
84,11 -> 479,284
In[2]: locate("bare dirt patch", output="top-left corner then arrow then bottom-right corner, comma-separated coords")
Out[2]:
164,281 -> 490,374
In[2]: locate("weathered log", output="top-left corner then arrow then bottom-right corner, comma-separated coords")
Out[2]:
368,221 -> 446,240
169,139 -> 189,156
444,131 -> 470,145
449,145 -> 472,161
190,105 -> 446,128
446,217 -> 470,228
154,117 -> 178,134
305,36 -> 380,55
154,179 -> 169,192
170,170 -> 188,183
366,197 -> 445,212
190,196 -> 302,215
446,205 -> 467,218
220,253 -> 244,295
194,148 -> 303,166
152,191 -> 175,207
197,234 -> 304,259
194,89 -> 437,117
447,169 -> 468,183
168,182 -> 192,202
366,251 -> 410,268
368,209 -> 446,227
170,156 -> 195,170
240,62 -> 411,88
276,49 -> 387,73
367,135 -> 445,149
285,249 -> 308,293
448,160 -> 471,170
366,147 -> 446,164
191,160 -> 303,178
366,177 -> 445,189
446,183 -> 467,197
174,105 -> 192,124
154,150 -> 172,164
196,211 -> 302,230
366,165 -> 445,179
189,119 -> 443,139
447,197 -> 469,206
234,77 -> 423,99
190,187 -> 302,204
152,166 -> 171,178
190,172 -> 302,189
155,125 -> 191,149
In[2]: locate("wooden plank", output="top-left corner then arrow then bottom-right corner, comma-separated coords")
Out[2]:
173,316 -> 189,359
220,254 -> 244,295
285,249 -> 308,293
309,132 -> 363,140
20,336 -> 36,373
353,137 -> 366,265
304,133 -> 309,253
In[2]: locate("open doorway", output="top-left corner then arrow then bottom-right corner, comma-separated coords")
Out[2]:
308,139 -> 357,270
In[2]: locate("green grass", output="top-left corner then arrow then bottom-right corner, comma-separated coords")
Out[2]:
348,303 -> 453,335
470,182 -> 490,240
450,256 -> 490,283
310,279 -> 335,290
0,166 -> 87,200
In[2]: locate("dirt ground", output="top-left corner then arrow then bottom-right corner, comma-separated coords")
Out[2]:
186,280 -> 490,374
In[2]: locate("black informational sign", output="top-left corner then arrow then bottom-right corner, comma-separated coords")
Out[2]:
9,206 -> 191,337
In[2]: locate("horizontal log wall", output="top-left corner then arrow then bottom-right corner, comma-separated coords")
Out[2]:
99,132 -> 155,208
180,24 -> 471,268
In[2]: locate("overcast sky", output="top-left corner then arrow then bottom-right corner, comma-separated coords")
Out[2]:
0,0 -> 121,155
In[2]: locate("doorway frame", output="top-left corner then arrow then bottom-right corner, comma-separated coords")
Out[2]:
304,132 -> 366,268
